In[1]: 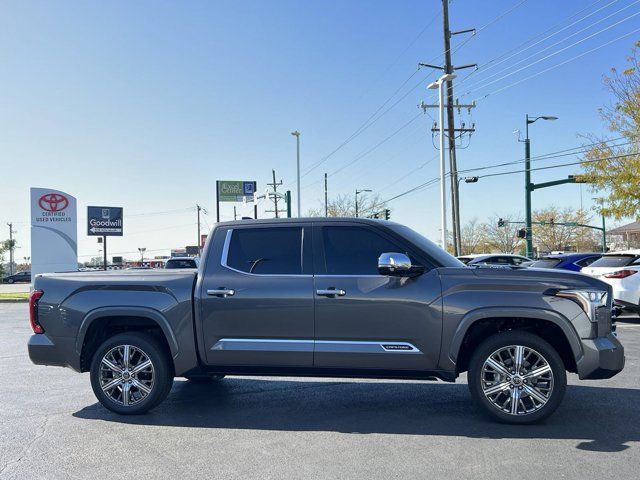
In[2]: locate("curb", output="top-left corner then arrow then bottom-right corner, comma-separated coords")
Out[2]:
0,298 -> 28,303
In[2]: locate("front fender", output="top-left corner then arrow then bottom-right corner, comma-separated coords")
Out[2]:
447,306 -> 583,365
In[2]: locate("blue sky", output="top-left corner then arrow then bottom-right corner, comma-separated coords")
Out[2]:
1,0 -> 638,261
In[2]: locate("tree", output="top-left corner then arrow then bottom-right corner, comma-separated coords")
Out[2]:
0,240 -> 6,277
307,194 -> 387,218
459,218 -> 486,255
532,206 -> 599,253
484,214 -> 524,254
581,41 -> 640,220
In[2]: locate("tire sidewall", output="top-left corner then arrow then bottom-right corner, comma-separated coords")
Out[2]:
90,332 -> 172,415
468,331 -> 567,424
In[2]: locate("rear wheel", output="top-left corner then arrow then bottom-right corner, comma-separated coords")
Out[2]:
468,331 -> 566,424
90,332 -> 173,415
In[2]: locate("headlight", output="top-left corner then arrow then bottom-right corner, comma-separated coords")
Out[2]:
556,289 -> 608,322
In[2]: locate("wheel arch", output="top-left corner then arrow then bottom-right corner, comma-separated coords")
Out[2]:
450,307 -> 582,374
77,307 -> 178,372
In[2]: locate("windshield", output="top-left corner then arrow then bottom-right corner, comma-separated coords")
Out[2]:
391,224 -> 465,267
588,255 -> 638,268
165,259 -> 197,269
530,258 -> 562,269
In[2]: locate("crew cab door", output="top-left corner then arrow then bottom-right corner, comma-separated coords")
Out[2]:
198,223 -> 314,367
312,223 -> 442,371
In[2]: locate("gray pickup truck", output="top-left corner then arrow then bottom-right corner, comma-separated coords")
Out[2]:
28,218 -> 624,423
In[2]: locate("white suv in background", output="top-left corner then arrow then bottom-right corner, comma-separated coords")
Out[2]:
581,250 -> 640,312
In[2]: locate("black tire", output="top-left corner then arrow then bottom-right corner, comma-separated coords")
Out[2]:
468,330 -> 567,424
185,374 -> 225,383
90,332 -> 174,415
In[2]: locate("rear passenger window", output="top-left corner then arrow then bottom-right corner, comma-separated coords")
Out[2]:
576,256 -> 600,267
226,227 -> 302,274
322,226 -> 406,275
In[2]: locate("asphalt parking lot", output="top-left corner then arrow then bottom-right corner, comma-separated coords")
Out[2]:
1,303 -> 638,480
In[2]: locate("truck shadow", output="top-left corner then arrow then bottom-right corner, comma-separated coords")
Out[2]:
73,379 -> 638,452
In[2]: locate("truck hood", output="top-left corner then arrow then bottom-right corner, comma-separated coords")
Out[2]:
437,266 -> 610,291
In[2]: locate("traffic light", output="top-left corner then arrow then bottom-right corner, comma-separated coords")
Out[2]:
550,218 -> 555,225
498,218 -> 505,227
384,209 -> 391,220
517,228 -> 526,238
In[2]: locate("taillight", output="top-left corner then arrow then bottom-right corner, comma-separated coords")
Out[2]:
603,270 -> 638,279
29,290 -> 44,334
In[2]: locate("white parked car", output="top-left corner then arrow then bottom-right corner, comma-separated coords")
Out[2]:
457,253 -> 532,267
581,250 -> 640,312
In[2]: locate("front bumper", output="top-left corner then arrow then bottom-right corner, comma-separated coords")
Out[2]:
28,334 -> 81,371
577,334 -> 625,380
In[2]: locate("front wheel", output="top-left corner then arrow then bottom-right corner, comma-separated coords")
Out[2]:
468,331 -> 567,424
90,332 -> 174,415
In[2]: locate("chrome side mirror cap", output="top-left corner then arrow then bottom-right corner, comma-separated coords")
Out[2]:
378,252 -> 412,276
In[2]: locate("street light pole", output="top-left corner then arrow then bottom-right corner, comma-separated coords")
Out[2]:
428,73 -> 456,250
355,189 -> 372,218
291,131 -> 301,217
523,114 -> 558,257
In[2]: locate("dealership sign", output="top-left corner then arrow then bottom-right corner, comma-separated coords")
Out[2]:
30,187 -> 78,278
217,181 -> 256,202
87,206 -> 123,236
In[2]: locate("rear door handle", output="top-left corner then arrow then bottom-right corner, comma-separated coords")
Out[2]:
207,289 -> 235,297
316,288 -> 346,297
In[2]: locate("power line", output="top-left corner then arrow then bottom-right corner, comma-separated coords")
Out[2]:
454,0 -> 618,89
460,0 -> 639,94
456,138 -> 634,175
381,148 -> 638,206
461,10 -> 640,98
472,25 -> 640,101
475,152 -> 638,179
329,112 -> 423,177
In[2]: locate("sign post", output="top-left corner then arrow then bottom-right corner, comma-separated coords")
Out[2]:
216,180 -> 257,222
87,206 -> 124,270
30,188 -> 78,280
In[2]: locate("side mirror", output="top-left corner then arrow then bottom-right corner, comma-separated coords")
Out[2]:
378,252 -> 413,276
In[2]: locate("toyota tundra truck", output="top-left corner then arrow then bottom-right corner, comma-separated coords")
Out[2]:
28,218 -> 625,423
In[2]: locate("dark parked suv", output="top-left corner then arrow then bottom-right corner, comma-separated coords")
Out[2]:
28,218 -> 624,423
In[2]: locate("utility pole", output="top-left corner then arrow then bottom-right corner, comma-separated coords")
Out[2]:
324,173 -> 328,217
420,0 -> 476,256
7,223 -> 15,275
197,205 -> 202,253
291,131 -> 301,217
266,169 -> 286,218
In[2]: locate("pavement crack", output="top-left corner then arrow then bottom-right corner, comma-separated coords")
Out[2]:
0,414 -> 54,477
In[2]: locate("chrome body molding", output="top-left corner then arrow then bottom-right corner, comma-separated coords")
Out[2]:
211,338 -> 422,355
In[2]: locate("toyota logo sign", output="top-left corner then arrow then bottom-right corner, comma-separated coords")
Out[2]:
38,193 -> 69,212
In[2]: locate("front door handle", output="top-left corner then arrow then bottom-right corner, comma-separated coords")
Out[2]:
316,288 -> 346,297
207,289 -> 235,297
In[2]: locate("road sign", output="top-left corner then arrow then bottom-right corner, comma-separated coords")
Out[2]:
87,206 -> 123,236
217,181 -> 257,202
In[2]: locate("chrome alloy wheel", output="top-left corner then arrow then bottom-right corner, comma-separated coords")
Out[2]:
99,345 -> 155,407
481,345 -> 554,416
